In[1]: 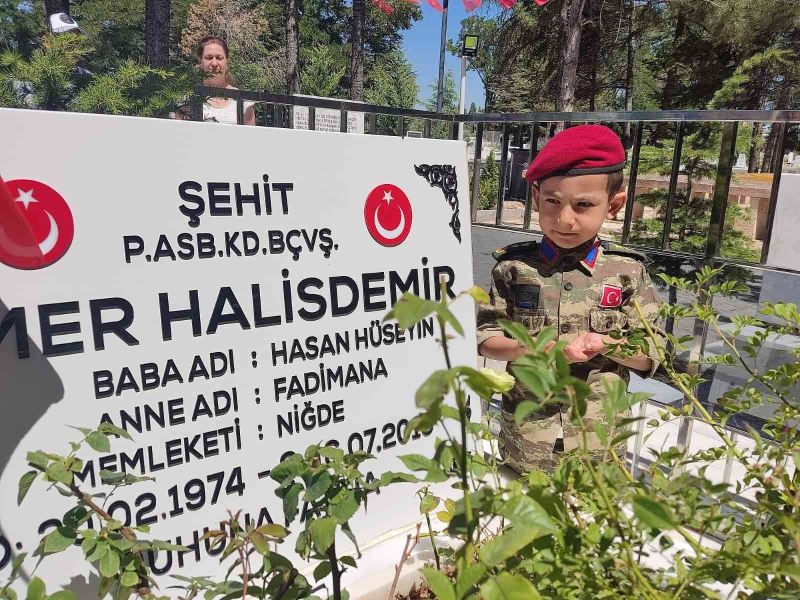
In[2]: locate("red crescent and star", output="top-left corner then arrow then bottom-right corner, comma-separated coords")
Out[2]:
363,184 -> 412,247
0,177 -> 74,270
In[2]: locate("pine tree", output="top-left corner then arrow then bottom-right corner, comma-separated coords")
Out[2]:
145,0 -> 171,68
0,32 -> 189,115
286,0 -> 299,94
301,45 -> 346,97
365,49 -> 418,134
350,0 -> 364,101
424,69 -> 458,138
478,151 -> 499,210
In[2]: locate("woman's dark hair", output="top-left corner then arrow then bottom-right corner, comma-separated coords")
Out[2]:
196,36 -> 229,59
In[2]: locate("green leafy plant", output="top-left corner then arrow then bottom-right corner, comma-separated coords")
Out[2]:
16,422 -> 184,600
268,444 -> 415,600
415,487 -> 443,571
172,511 -> 309,600
9,273 -> 800,600
386,274 -> 800,599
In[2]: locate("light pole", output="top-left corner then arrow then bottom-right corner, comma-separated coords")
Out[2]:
435,0 -> 449,113
458,35 -> 479,140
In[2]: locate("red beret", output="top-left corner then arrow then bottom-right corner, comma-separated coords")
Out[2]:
524,124 -> 626,183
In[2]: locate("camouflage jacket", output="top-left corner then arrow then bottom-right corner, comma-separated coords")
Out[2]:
477,236 -> 664,408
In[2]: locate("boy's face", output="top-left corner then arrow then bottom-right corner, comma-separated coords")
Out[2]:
533,173 -> 626,249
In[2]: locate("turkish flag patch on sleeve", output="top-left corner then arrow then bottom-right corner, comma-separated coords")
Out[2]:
599,284 -> 623,308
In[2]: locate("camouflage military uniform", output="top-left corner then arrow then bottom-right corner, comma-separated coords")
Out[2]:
476,237 -> 663,474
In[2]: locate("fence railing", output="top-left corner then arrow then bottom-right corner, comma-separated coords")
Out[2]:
191,87 -> 799,272
460,112 -> 800,271
191,86 -> 463,135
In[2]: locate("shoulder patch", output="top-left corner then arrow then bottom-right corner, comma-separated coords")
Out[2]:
601,240 -> 648,263
492,240 -> 539,261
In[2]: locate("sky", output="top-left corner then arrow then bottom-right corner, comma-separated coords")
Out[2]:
400,2 -> 502,111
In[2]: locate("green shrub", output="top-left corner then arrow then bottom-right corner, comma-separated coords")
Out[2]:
478,151 -> 499,210
10,272 -> 800,600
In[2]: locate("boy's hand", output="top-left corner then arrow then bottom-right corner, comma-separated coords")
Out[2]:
562,333 -> 609,363
479,336 -> 528,362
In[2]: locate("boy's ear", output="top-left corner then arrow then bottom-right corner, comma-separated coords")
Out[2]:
607,190 -> 626,218
532,184 -> 540,211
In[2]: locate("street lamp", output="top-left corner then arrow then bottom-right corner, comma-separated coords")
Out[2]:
457,35 -> 479,140
462,35 -> 479,58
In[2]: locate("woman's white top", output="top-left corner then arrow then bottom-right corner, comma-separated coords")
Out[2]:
203,98 -> 254,124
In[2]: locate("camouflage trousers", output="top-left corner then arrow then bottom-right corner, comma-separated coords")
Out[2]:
497,371 -> 631,475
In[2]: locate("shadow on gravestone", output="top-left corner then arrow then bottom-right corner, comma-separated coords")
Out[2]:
0,299 -> 65,475
63,572 -> 102,600
0,298 -> 65,583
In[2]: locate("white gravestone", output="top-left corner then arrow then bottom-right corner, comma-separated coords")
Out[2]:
0,108 -> 473,592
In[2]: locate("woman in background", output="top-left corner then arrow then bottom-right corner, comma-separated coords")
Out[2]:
179,36 -> 255,125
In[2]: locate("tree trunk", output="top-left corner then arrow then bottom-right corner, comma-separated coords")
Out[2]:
748,122 -> 763,173
624,0 -> 635,146
760,79 -> 792,172
679,172 -> 694,243
655,10 -> 685,141
43,0 -> 69,16
555,0 -> 587,113
747,68 -> 770,172
660,12 -> 684,112
145,0 -> 171,68
286,0 -> 300,94
350,0 -> 365,101
760,123 -> 780,173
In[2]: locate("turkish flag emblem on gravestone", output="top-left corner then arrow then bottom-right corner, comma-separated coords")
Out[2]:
363,183 -> 413,247
0,178 -> 74,269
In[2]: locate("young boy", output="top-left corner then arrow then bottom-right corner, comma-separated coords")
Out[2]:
476,124 -> 663,474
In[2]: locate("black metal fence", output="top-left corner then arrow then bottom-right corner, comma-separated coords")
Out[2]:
460,113 -> 799,271
192,86 -> 800,275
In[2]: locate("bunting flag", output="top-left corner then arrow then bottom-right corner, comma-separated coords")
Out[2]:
462,0 -> 482,11
371,0 -> 394,14
498,0 -> 517,8
534,0 -> 551,5
425,0 -> 444,12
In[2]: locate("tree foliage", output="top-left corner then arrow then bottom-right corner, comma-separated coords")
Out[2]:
364,49 -> 418,108
423,68 -> 458,139
454,0 -> 800,118
301,44 -> 346,97
1,33 -> 92,110
0,1 -> 44,57
478,150 -> 499,210
180,0 -> 283,90
0,0 -> 422,113
0,32 -> 191,114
